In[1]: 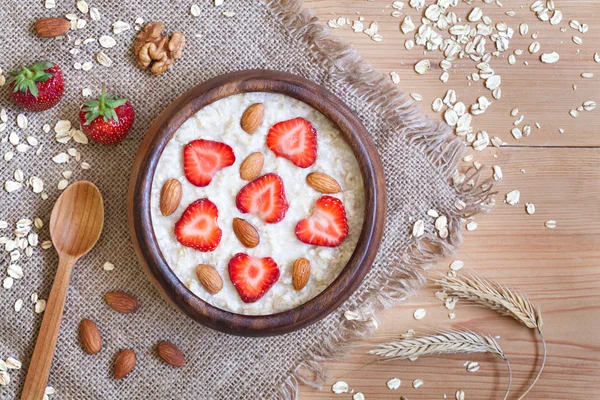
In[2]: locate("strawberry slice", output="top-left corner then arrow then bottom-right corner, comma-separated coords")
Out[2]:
236,173 -> 289,223
184,139 -> 235,187
266,117 -> 317,168
295,196 -> 348,247
174,199 -> 222,252
228,253 -> 280,303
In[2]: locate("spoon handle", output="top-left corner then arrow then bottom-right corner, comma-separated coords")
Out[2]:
21,255 -> 76,400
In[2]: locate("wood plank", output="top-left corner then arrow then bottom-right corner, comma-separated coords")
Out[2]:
305,0 -> 600,148
297,1 -> 600,398
297,134 -> 600,395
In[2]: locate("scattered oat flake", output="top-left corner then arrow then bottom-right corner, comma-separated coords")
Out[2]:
413,308 -> 426,320
466,221 -> 478,231
390,71 -> 400,84
14,298 -> 23,312
17,114 -> 28,129
332,381 -> 349,394
6,357 -> 21,370
414,59 -> 431,74
413,379 -> 424,388
545,220 -> 557,229
90,7 -> 100,21
525,203 -> 536,215
35,299 -> 47,313
190,4 -> 201,17
467,361 -> 480,372
46,386 -> 56,395
456,389 -> 465,400
353,393 -> 364,400
99,36 -> 116,49
112,20 -> 131,34
0,371 -> 9,386
103,261 -> 115,271
505,190 -> 520,205
541,52 -> 559,64
492,165 -> 503,181
412,220 -> 425,238
223,11 -> 235,17
450,260 -> 464,271
387,378 -> 401,390
3,277 -> 13,289
401,15 -> 415,34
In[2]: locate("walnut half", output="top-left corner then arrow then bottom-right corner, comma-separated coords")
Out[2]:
134,22 -> 185,76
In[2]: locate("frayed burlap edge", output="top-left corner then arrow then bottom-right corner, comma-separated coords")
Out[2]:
265,1 -> 494,398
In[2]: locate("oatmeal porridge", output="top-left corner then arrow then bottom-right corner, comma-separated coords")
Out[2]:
151,92 -> 365,315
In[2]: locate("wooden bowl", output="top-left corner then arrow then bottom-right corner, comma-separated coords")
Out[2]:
128,70 -> 386,336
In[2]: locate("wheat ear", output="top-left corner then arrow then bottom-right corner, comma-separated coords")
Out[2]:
437,272 -> 546,400
370,330 -> 512,400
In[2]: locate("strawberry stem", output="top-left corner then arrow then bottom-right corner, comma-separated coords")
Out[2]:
7,62 -> 54,98
82,85 -> 129,125
99,84 -> 106,114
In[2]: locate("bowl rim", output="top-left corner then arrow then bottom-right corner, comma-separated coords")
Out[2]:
128,69 -> 386,336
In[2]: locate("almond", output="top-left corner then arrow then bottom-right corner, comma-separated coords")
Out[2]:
105,291 -> 139,314
232,218 -> 260,248
160,178 -> 182,216
79,319 -> 102,355
34,18 -> 71,38
113,349 -> 136,379
239,152 -> 264,181
156,341 -> 185,367
292,258 -> 310,290
240,103 -> 264,134
195,264 -> 223,294
306,172 -> 342,194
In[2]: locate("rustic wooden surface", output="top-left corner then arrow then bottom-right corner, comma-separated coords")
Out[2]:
300,1 -> 600,399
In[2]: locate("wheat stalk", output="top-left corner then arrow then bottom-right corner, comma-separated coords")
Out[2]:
437,272 -> 546,400
370,330 -> 512,400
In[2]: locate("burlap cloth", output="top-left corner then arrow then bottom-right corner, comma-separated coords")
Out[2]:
0,0 -> 487,398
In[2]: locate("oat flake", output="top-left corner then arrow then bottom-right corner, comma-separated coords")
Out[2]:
353,392 -> 365,400
99,35 -> 116,48
545,220 -> 557,229
386,378 -> 401,390
505,190 -> 520,205
331,381 -> 349,394
450,260 -> 464,271
413,308 -> 426,320
412,220 -> 425,237
35,299 -> 47,313
413,379 -> 424,388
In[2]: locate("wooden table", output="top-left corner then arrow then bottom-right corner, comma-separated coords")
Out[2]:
300,1 -> 600,399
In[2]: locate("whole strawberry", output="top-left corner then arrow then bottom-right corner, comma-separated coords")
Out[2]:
8,61 -> 64,112
79,85 -> 135,145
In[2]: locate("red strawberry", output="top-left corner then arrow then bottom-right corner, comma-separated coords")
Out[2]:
228,253 -> 280,303
78,85 -> 135,145
236,173 -> 289,223
174,199 -> 222,252
183,139 -> 236,187
8,61 -> 64,112
266,117 -> 317,168
295,196 -> 348,247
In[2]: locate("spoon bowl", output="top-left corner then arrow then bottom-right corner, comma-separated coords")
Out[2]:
50,181 -> 105,256
21,181 -> 104,400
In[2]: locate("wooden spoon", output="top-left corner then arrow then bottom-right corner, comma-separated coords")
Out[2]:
21,181 -> 104,400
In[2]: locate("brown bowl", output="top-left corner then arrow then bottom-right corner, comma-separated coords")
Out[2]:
128,70 -> 386,336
